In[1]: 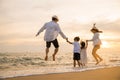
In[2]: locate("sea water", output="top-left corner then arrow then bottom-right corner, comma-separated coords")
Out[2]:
0,49 -> 120,79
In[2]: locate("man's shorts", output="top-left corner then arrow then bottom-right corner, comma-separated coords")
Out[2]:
46,39 -> 59,48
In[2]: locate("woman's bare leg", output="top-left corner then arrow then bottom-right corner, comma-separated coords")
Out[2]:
92,47 -> 98,60
92,46 -> 103,65
92,47 -> 99,64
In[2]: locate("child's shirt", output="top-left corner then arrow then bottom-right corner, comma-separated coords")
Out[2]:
73,42 -> 81,53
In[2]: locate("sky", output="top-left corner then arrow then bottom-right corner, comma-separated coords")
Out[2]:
0,0 -> 120,53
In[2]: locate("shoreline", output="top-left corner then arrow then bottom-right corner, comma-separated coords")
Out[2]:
4,66 -> 120,80
1,64 -> 119,79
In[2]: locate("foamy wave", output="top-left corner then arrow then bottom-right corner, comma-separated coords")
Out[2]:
0,53 -> 120,79
0,64 -> 120,79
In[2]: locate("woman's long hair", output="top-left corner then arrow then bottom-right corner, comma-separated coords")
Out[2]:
91,28 -> 103,33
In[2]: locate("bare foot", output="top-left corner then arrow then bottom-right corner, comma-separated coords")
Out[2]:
100,59 -> 103,62
95,61 -> 99,65
99,59 -> 103,63
52,54 -> 55,61
45,56 -> 48,61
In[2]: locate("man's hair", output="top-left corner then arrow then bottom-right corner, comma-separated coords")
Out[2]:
74,37 -> 80,41
52,17 -> 58,21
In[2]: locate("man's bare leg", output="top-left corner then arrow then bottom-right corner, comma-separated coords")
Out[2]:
45,48 -> 49,61
52,48 -> 59,61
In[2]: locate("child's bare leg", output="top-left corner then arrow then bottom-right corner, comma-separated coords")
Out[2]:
82,63 -> 85,66
74,60 -> 76,67
77,60 -> 83,68
77,60 -> 80,67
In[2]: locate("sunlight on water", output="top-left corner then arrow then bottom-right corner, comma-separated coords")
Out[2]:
101,41 -> 111,48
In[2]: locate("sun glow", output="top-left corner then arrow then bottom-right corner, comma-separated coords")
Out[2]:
101,41 -> 110,48
106,15 -> 119,22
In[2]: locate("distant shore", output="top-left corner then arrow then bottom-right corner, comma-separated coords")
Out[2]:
5,66 -> 120,80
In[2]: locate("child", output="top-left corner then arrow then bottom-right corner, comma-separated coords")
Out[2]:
66,37 -> 82,67
87,23 -> 103,65
80,41 -> 88,66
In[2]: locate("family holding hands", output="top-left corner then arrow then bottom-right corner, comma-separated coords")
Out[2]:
36,15 -> 103,67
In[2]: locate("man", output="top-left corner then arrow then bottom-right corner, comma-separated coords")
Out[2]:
36,15 -> 67,61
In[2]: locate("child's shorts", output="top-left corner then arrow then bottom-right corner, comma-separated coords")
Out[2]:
73,53 -> 80,60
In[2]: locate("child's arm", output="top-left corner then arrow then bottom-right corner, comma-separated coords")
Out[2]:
66,38 -> 73,44
86,39 -> 93,42
85,40 -> 88,48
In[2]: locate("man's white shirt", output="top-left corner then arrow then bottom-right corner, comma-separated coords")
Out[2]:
38,21 -> 67,42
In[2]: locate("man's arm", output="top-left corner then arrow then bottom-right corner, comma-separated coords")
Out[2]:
56,25 -> 67,39
36,24 -> 46,37
66,38 -> 73,44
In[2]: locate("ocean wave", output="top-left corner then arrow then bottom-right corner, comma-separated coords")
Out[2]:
0,53 -> 120,79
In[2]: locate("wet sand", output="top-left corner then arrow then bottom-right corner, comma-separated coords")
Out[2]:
5,66 -> 120,80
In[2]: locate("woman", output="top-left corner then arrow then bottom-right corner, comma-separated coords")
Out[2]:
87,23 -> 103,65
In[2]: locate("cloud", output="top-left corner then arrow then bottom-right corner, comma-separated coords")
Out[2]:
97,19 -> 120,33
0,0 -> 120,52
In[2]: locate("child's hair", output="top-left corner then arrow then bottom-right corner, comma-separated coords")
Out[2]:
74,37 -> 80,41
81,41 -> 85,49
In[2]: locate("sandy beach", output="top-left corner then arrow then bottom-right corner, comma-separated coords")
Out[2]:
4,66 -> 120,80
